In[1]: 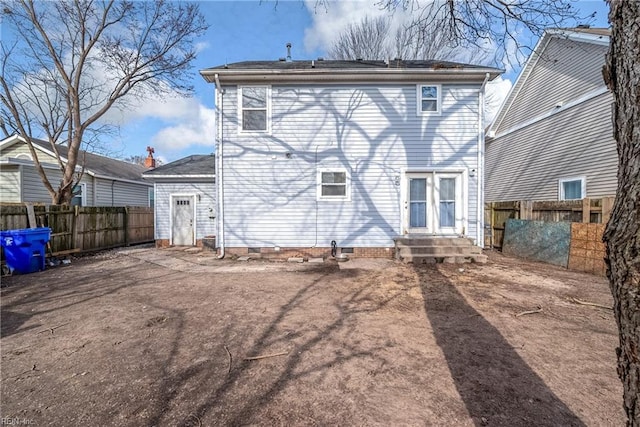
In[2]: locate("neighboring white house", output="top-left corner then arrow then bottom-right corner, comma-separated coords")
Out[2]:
200,58 -> 501,257
0,135 -> 153,206
142,155 -> 216,247
485,28 -> 617,202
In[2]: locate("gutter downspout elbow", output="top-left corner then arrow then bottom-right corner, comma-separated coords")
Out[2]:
214,73 -> 226,259
477,72 -> 490,248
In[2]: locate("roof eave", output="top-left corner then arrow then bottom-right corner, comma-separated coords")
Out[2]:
201,68 -> 503,84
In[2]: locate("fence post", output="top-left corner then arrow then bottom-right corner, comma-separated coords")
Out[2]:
490,202 -> 495,248
582,197 -> 591,223
602,196 -> 615,224
520,200 -> 533,220
124,207 -> 129,247
72,205 -> 79,249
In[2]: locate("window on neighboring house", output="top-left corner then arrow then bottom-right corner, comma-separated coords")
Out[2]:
148,187 -> 155,208
239,86 -> 270,132
71,183 -> 86,206
417,84 -> 441,114
559,177 -> 586,200
318,169 -> 350,201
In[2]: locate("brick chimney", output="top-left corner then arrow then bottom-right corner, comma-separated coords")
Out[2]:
144,146 -> 156,168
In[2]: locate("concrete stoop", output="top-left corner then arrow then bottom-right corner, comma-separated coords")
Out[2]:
394,236 -> 487,264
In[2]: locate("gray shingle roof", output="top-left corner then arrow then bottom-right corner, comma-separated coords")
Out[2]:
31,139 -> 148,182
143,155 -> 215,177
205,59 -> 497,72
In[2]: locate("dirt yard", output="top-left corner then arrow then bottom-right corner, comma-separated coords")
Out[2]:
1,247 -> 624,426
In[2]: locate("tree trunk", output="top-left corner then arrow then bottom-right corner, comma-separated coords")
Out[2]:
603,1 -> 640,425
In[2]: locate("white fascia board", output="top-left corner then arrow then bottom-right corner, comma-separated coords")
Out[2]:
92,174 -> 153,187
142,174 -> 215,179
491,86 -> 610,140
0,134 -> 23,149
1,158 -> 60,170
202,69 -> 503,84
489,29 -> 610,134
546,29 -> 610,46
488,33 -> 553,133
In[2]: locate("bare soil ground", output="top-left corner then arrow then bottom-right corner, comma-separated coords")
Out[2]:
1,248 -> 624,426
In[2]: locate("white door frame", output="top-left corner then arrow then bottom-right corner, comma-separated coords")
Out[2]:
170,193 -> 197,246
401,169 -> 468,236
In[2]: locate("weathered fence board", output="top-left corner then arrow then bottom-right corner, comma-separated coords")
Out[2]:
0,204 -> 154,257
485,197 -> 615,250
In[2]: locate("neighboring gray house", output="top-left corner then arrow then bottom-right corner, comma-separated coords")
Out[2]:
0,135 -> 153,206
486,28 -> 617,202
143,155 -> 216,247
200,59 -> 501,256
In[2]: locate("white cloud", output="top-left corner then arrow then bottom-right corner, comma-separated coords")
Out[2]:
485,76 -> 512,125
150,100 -> 216,152
303,0 -> 390,53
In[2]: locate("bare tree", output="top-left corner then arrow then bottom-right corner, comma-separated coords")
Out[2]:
371,0 -> 639,423
329,15 -> 473,62
602,1 -> 640,424
0,0 -> 208,204
329,16 -> 392,60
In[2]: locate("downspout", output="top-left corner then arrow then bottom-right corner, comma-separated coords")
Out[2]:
111,180 -> 115,207
214,73 -> 226,259
477,73 -> 490,248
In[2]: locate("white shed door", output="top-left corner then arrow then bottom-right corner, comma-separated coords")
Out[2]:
172,196 -> 195,246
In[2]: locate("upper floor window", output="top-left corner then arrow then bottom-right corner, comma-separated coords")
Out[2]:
559,176 -> 585,200
417,84 -> 441,114
239,86 -> 270,132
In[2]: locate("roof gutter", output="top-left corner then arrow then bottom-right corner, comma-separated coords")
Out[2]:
200,69 -> 502,84
477,73 -> 490,248
214,73 -> 225,259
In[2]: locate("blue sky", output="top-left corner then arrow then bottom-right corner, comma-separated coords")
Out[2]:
3,0 -> 611,163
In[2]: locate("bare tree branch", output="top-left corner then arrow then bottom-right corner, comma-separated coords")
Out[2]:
0,0 -> 208,204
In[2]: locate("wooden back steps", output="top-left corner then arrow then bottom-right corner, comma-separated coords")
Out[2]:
394,236 -> 488,264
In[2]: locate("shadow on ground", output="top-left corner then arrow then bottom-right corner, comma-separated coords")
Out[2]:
414,264 -> 585,427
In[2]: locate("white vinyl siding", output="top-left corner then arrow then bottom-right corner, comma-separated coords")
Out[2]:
153,181 -> 216,240
220,83 -> 481,247
486,92 -> 617,201
94,178 -> 152,207
20,166 -> 94,204
1,142 -> 56,162
0,165 -> 21,202
496,38 -> 608,134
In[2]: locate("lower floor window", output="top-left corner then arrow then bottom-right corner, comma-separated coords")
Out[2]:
71,183 -> 86,206
559,177 -> 585,200
318,169 -> 350,200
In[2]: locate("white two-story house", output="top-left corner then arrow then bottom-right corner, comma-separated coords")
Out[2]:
200,59 -> 501,259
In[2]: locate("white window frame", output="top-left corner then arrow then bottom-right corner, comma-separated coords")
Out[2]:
71,182 -> 87,206
317,168 -> 351,201
238,85 -> 271,133
148,187 -> 155,208
558,176 -> 586,200
416,84 -> 442,115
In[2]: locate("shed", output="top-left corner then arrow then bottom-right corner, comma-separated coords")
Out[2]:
143,155 -> 216,247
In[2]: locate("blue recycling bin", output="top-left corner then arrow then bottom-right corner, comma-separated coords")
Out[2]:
0,227 -> 51,274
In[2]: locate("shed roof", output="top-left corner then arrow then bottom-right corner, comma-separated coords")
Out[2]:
143,154 -> 215,177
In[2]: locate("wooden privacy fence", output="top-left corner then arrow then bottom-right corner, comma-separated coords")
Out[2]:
485,197 -> 615,250
0,204 -> 154,256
